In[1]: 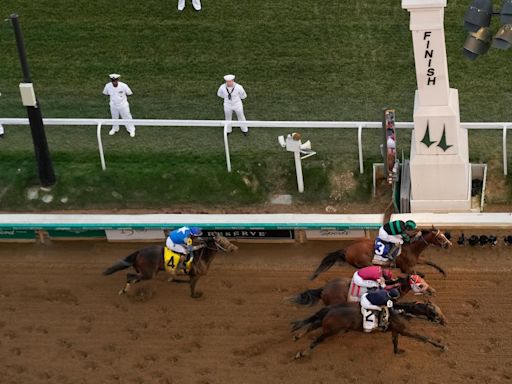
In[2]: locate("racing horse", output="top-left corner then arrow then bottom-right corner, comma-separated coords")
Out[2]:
310,228 -> 451,279
103,235 -> 238,298
292,301 -> 446,358
288,274 -> 435,307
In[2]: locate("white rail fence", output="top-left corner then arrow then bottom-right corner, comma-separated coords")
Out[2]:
0,212 -> 511,230
0,118 -> 510,175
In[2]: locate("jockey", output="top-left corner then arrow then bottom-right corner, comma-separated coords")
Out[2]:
165,226 -> 203,271
360,288 -> 400,333
373,220 -> 417,264
347,266 -> 394,303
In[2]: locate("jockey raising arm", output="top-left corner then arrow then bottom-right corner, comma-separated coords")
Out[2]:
348,266 -> 394,302
378,220 -> 417,245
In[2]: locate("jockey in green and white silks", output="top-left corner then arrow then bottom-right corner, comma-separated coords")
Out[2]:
373,220 -> 417,264
379,220 -> 417,245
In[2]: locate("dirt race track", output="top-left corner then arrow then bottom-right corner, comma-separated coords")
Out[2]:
1,240 -> 512,384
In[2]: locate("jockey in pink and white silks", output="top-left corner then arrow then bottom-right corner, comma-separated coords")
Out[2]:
348,266 -> 394,303
360,288 -> 400,333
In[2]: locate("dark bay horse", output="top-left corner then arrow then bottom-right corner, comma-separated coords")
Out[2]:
288,274 -> 435,307
103,235 -> 238,298
292,301 -> 446,358
310,228 -> 452,279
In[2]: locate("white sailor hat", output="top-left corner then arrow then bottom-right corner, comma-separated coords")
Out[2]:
109,73 -> 121,80
224,74 -> 235,81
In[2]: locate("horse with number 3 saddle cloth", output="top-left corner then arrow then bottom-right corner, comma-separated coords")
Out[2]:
372,237 -> 402,266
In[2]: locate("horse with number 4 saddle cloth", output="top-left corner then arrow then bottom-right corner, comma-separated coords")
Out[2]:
164,247 -> 193,275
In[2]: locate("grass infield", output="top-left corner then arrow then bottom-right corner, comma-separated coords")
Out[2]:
0,1 -> 511,211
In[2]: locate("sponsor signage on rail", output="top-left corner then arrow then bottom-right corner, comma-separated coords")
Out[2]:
105,229 -> 166,242
48,229 -> 106,240
201,229 -> 294,240
305,229 -> 366,240
0,229 -> 36,242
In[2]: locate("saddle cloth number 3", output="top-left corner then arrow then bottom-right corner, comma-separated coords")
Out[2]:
374,239 -> 388,256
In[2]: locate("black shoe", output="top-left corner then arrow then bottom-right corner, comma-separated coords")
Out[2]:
243,131 -> 249,137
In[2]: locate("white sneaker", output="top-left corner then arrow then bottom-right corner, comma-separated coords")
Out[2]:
178,0 -> 185,11
130,131 -> 135,138
109,128 -> 118,136
192,0 -> 201,11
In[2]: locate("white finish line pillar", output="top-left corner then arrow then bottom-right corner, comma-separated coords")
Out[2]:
402,0 -> 471,212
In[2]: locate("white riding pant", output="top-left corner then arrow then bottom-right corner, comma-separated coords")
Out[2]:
110,103 -> 135,134
348,271 -> 381,303
0,124 -> 4,135
360,294 -> 383,332
178,0 -> 201,9
378,227 -> 403,245
224,103 -> 248,133
165,238 -> 189,255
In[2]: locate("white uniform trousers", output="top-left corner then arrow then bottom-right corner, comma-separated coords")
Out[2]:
378,227 -> 403,245
224,103 -> 248,133
360,294 -> 383,332
0,124 -> 4,136
166,238 -> 189,255
178,0 -> 201,11
110,104 -> 135,134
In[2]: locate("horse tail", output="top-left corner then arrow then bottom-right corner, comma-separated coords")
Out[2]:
102,251 -> 138,275
286,288 -> 323,306
309,250 -> 346,280
291,306 -> 331,333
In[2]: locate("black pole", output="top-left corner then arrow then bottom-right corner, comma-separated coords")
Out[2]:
9,13 -> 56,187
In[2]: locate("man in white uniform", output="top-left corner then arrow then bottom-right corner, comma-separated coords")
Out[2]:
102,74 -> 136,137
217,74 -> 248,135
178,0 -> 201,11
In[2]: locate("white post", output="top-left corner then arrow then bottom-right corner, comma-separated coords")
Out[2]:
503,125 -> 508,176
96,122 -> 106,171
223,123 -> 232,173
294,151 -> 304,193
358,124 -> 364,174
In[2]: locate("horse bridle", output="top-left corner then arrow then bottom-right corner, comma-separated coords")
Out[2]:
417,229 -> 451,248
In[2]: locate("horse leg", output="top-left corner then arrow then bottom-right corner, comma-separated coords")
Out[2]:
398,329 -> 446,352
189,275 -> 202,299
392,330 -> 404,354
119,273 -> 142,295
420,259 -> 447,277
295,330 -> 338,359
293,320 -> 324,341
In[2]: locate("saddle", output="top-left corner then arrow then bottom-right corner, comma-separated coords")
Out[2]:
372,238 -> 401,266
164,248 -> 192,274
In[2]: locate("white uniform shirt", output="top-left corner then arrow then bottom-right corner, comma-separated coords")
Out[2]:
217,82 -> 247,107
103,81 -> 133,107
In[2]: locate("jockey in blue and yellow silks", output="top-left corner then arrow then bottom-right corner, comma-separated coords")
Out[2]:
166,226 -> 203,272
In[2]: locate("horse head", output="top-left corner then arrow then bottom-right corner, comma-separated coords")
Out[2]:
212,234 -> 239,252
408,274 -> 436,296
422,301 -> 447,325
422,226 -> 452,249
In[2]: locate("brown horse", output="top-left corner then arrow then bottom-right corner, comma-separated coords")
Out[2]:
292,301 -> 446,358
310,228 -> 452,279
103,235 -> 238,298
288,274 -> 435,307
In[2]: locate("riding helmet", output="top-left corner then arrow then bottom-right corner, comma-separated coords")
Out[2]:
405,220 -> 417,230
190,227 -> 203,236
387,288 -> 400,300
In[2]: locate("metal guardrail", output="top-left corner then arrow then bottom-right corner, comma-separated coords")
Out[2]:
0,118 -> 509,175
